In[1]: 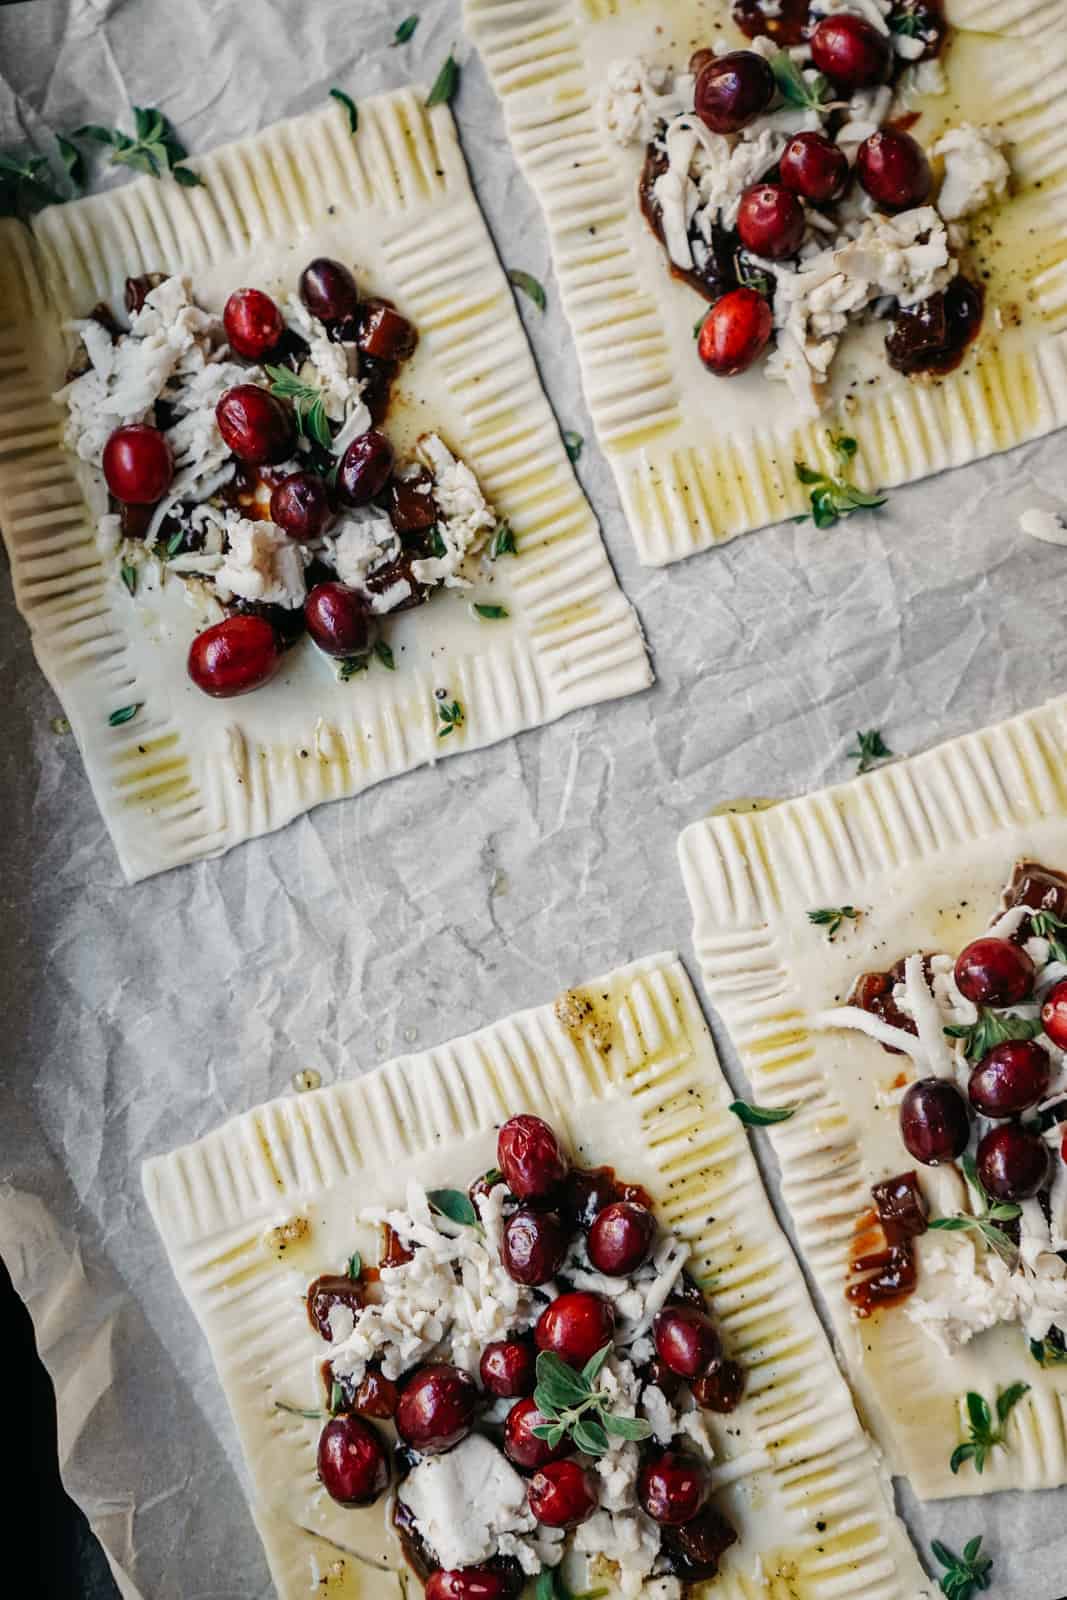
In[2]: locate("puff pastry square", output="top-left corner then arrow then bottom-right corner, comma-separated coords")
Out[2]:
143,952 -> 927,1597
0,88 -> 650,881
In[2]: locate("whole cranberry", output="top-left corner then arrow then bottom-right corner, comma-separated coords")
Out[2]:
300,257 -> 360,324
395,1363 -> 478,1454
306,1274 -> 362,1340
337,429 -> 395,505
187,614 -> 281,697
1042,978 -> 1067,1049
102,424 -> 173,504
497,1115 -> 569,1201
425,1567 -> 523,1600
502,1209 -> 567,1286
304,582 -> 372,659
969,1041 -> 1051,1118
565,1166 -> 618,1229
661,1503 -> 738,1580
353,1369 -> 399,1419
692,1358 -> 745,1414
955,937 -> 1035,1007
779,131 -> 849,204
216,384 -> 295,465
535,1291 -> 615,1368
977,1123 -> 1050,1202
503,1395 -> 573,1470
697,288 -> 772,377
479,1339 -> 536,1399
810,13 -> 890,89
899,1079 -> 971,1165
736,183 -> 806,259
652,1306 -> 721,1380
855,130 -> 932,212
316,1414 -> 389,1505
638,1451 -> 710,1526
223,287 -> 284,360
587,1201 -> 656,1276
270,471 -> 330,541
527,1459 -> 598,1528
694,51 -> 775,134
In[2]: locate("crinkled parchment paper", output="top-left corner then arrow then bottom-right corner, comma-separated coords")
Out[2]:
1,0 -> 1066,1595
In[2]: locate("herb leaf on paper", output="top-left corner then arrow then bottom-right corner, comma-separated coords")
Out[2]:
507,269 -> 547,312
930,1535 -> 993,1600
73,107 -> 204,186
427,54 -> 459,108
847,727 -> 892,774
0,152 -> 64,218
392,16 -> 419,45
329,90 -> 358,134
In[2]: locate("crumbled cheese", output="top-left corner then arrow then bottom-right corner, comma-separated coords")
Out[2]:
641,1383 -> 676,1446
574,1508 -> 666,1599
898,56 -> 947,103
324,509 -> 402,588
283,294 -> 364,423
1020,508 -> 1067,547
835,85 -> 894,153
601,58 -> 694,146
906,1230 -> 1067,1353
560,1232 -> 689,1347
412,433 -> 496,587
397,1435 -> 536,1570
213,516 -> 308,608
653,116 -> 790,269
933,124 -> 1009,222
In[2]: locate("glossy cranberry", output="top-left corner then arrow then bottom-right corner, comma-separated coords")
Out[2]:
216,384 -> 295,466
969,1041 -> 1051,1118
353,1369 -> 399,1419
660,1503 -> 738,1581
565,1166 -> 619,1229
652,1305 -> 721,1379
692,1358 -> 745,1414
187,614 -> 281,697
223,287 -> 285,360
270,472 -> 330,541
502,1209 -> 567,1286
587,1201 -> 656,1276
337,429 -> 395,505
316,1414 -> 389,1505
503,1396 -> 573,1470
955,937 -> 1035,1007
535,1291 -> 615,1369
395,1363 -> 478,1455
736,183 -> 805,259
810,13 -> 890,89
779,131 -> 849,203
855,130 -> 932,212
899,1078 -> 971,1166
304,582 -> 372,659
306,1274 -> 362,1340
638,1451 -> 710,1526
425,1567 -> 523,1600
299,257 -> 360,324
1042,978 -> 1067,1049
497,1115 -> 569,1201
527,1459 -> 598,1528
480,1339 -> 536,1399
977,1123 -> 1050,1202
102,424 -> 173,504
694,51 -> 775,134
697,288 -> 772,377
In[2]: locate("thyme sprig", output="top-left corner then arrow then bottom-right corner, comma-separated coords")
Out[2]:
73,107 -> 203,186
931,1535 -> 993,1600
531,1346 -> 652,1458
808,905 -> 860,940
928,1154 -> 1021,1265
949,1384 -> 1029,1476
264,365 -> 332,449
1029,908 -> 1067,964
847,727 -> 892,774
437,698 -> 464,738
795,434 -> 886,529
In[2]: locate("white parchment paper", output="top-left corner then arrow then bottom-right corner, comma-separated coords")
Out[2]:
1,0 -> 1066,1595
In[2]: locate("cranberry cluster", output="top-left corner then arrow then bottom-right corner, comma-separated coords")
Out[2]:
303,1114 -> 742,1597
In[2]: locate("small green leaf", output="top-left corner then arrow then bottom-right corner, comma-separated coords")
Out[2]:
427,1188 -> 479,1227
163,524 -> 185,558
490,520 -> 517,558
172,164 -> 205,188
120,561 -> 137,596
769,49 -> 828,111
995,1381 -> 1029,1425
426,53 -> 459,108
72,108 -> 198,186
274,1400 -> 325,1420
56,135 -> 85,191
330,89 -> 359,135
931,1533 -> 993,1600
107,703 -> 142,727
807,904 -> 860,940
338,654 -> 370,680
562,430 -> 583,463
392,15 -> 419,44
72,125 -> 118,147
729,1099 -> 797,1127
949,1442 -> 975,1475
330,1379 -> 344,1414
347,1252 -> 361,1280
374,639 -> 395,671
507,268 -> 547,312
602,1413 -> 653,1440
572,1417 -> 609,1456
429,525 -> 447,558
944,1008 -> 1043,1062
966,1392 -> 991,1434
847,728 -> 892,775
1029,1333 -> 1067,1367
436,698 -> 464,738
794,462 -> 824,486
472,602 -> 509,620
581,1344 -> 613,1385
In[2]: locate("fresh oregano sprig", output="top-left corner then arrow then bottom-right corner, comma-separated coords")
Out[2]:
1029,908 -> 1067,964
931,1535 -> 993,1600
949,1384 -> 1029,1475
264,365 -> 332,449
944,1008 -> 1043,1063
928,1152 -> 1021,1264
532,1346 -> 652,1458
808,905 -> 859,940
770,50 -> 830,112
795,433 -> 886,529
73,107 -> 204,186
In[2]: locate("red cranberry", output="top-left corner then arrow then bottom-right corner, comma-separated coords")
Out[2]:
425,1568 -> 522,1600
497,1115 -> 569,1201
652,1306 -> 721,1380
565,1166 -> 618,1229
304,582 -> 372,659
300,257 -> 360,324
694,51 -> 775,134
692,1358 -> 745,1414
316,1414 -> 389,1505
395,1363 -> 478,1454
955,937 -> 1035,1007
969,1041 -> 1051,1118
810,13 -> 890,89
661,1503 -> 738,1580
270,472 -> 330,541
535,1292 -> 615,1368
479,1339 -> 536,1399
102,424 -> 173,504
638,1451 -> 710,1527
187,614 -> 281,698
337,429 -> 395,505
977,1123 -> 1050,1202
503,1396 -> 573,1470
306,1274 -> 362,1340
779,131 -> 849,204
587,1201 -> 656,1275
736,183 -> 805,259
527,1459 -> 598,1528
899,1079 -> 971,1166
697,288 -> 772,377
502,1210 -> 567,1286
216,384 -> 295,466
223,288 -> 284,360
353,1369 -> 399,1419
1042,978 -> 1067,1049
855,130 -> 932,212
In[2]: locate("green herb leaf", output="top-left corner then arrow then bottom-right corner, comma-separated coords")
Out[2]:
507,268 -> 547,312
734,254 -> 772,296
172,164 -> 205,188
847,728 -> 892,775
274,1399 -> 326,1419
347,1252 -> 362,1280
330,1379 -> 344,1414
581,1345 -> 612,1385
1028,908 -> 1067,964
429,525 -> 448,558
573,1417 -> 610,1455
563,430 -> 583,463
437,698 -> 464,738
769,49 -> 829,111
928,1214 -> 1020,1265
0,152 -> 64,218
602,1412 -> 654,1440
107,703 -> 142,727
330,89 -> 359,135
729,1099 -> 797,1127
890,11 -> 923,37
374,639 -> 396,671
393,15 -> 419,44
996,1381 -> 1030,1424
480,1167 -> 504,1187
427,1188 -> 479,1227
807,904 -> 860,940
1029,1333 -> 1067,1366
426,53 -> 459,108
944,1008 -> 1043,1062
55,135 -> 85,192
72,107 -> 201,187
931,1534 -> 993,1600
949,1386 -> 1029,1476
795,432 -> 886,530
532,1343 -> 646,1458
472,602 -> 509,620
338,654 -> 370,680
120,561 -> 137,596
264,364 -> 333,449
163,524 -> 185,559
490,519 -> 517,558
